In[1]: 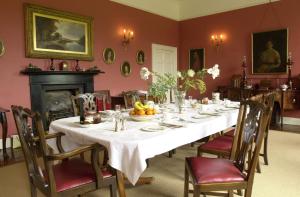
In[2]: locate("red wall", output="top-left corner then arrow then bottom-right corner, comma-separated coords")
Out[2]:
179,0 -> 300,98
0,0 -> 179,135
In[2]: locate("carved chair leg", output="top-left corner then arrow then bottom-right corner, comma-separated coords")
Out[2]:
30,180 -> 37,197
237,189 -> 243,196
193,187 -> 200,197
263,131 -> 269,165
110,181 -> 117,197
184,165 -> 189,197
256,158 -> 262,173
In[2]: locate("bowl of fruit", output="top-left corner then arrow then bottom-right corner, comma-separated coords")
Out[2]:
129,101 -> 157,121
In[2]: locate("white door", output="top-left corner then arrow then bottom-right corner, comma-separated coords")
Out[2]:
152,44 -> 177,102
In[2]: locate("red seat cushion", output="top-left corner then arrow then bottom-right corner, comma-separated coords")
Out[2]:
96,99 -> 111,111
52,158 -> 112,192
186,157 -> 245,184
224,129 -> 235,137
200,135 -> 233,153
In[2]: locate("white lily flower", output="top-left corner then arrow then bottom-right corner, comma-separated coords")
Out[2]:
187,69 -> 195,77
140,67 -> 151,80
177,71 -> 182,78
207,64 -> 220,79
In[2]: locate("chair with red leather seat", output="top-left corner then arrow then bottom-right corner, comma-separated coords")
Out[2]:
11,105 -> 117,197
185,101 -> 270,197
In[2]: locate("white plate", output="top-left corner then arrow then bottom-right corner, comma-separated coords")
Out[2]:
192,114 -> 209,119
198,112 -> 220,116
130,115 -> 155,122
141,126 -> 166,132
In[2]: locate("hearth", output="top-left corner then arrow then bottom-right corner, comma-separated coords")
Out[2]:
22,70 -> 102,130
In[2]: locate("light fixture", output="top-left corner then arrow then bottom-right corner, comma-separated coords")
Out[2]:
211,34 -> 225,50
122,29 -> 134,48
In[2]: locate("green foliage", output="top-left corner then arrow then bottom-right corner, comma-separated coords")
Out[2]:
148,72 -> 176,101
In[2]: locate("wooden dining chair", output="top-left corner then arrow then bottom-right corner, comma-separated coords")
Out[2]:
122,90 -> 148,109
11,105 -> 117,197
71,93 -> 109,115
197,100 -> 247,160
184,101 -> 270,197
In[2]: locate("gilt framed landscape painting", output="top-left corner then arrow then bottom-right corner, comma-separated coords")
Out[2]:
25,4 -> 93,60
252,29 -> 288,74
189,48 -> 205,72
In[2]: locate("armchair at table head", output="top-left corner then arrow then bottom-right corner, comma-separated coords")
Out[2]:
11,105 -> 117,197
71,93 -> 110,116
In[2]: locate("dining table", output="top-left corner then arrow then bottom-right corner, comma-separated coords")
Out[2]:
48,101 -> 239,197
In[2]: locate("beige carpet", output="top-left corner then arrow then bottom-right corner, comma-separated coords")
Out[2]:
0,130 -> 299,197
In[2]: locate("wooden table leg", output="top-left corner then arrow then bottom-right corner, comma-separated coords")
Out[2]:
0,111 -> 9,160
116,170 -> 154,197
116,170 -> 126,197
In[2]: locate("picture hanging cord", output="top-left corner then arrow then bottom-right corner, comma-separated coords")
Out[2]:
257,0 -> 283,30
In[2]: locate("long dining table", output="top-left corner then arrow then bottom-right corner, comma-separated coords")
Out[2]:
48,102 -> 239,197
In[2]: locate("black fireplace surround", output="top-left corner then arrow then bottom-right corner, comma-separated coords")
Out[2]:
22,70 -> 102,130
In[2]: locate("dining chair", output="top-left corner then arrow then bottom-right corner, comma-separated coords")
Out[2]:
71,93 -> 109,115
94,90 -> 112,110
11,105 -> 117,197
122,90 -> 148,109
184,100 -> 270,197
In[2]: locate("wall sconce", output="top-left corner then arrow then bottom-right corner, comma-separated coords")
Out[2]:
122,29 -> 134,48
211,34 -> 225,50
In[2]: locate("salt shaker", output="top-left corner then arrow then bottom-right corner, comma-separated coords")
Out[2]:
121,118 -> 126,131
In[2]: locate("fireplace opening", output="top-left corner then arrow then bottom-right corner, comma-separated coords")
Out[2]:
44,89 -> 79,126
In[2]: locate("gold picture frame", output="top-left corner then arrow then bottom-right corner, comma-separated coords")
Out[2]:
120,61 -> 131,77
252,29 -> 288,74
103,48 -> 115,64
0,40 -> 5,57
25,4 -> 94,60
136,50 -> 145,65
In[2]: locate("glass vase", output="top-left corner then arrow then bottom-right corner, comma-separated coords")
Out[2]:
175,90 -> 186,113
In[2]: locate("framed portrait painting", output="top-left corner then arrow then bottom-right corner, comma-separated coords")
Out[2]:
252,29 -> 288,74
121,61 -> 131,77
25,4 -> 94,60
136,50 -> 145,65
189,48 -> 205,72
103,48 -> 115,64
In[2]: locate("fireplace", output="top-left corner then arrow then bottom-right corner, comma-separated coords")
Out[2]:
22,70 -> 102,130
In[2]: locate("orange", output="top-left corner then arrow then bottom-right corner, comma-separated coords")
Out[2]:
146,110 -> 153,115
137,109 -> 145,115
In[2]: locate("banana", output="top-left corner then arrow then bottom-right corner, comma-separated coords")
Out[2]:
134,101 -> 144,110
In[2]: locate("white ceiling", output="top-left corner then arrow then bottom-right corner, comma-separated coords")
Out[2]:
110,0 -> 280,21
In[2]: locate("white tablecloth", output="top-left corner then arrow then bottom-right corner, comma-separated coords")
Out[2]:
49,103 -> 239,185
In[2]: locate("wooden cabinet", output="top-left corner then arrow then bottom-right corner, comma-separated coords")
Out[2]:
282,90 -> 300,110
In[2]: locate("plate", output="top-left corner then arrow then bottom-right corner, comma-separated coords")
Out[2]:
141,125 -> 166,132
192,114 -> 209,119
130,115 -> 155,122
198,112 -> 220,116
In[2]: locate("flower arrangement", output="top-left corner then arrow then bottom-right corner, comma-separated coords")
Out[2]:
140,64 -> 220,101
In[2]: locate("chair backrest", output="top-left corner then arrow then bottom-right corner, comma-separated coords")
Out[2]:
233,101 -> 270,183
94,90 -> 111,103
122,90 -> 148,109
11,106 -> 50,192
72,93 -> 111,116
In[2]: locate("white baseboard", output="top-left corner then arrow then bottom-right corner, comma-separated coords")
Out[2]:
283,117 -> 300,126
0,135 -> 21,149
